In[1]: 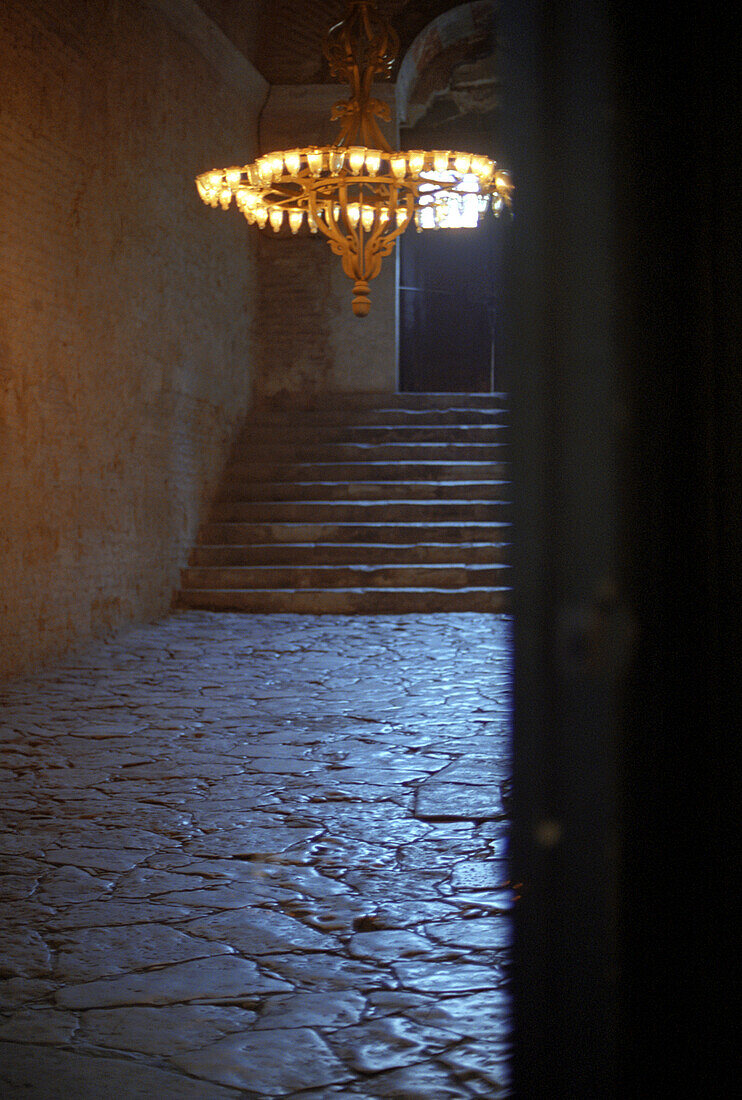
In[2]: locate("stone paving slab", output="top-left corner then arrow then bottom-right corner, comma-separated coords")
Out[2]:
77,1004 -> 259,1055
0,611 -> 512,1097
173,1027 -> 354,1095
0,1043 -> 241,1099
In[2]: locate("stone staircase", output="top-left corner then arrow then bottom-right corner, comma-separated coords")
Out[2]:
175,392 -> 511,613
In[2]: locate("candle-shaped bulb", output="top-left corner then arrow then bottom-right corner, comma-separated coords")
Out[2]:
348,147 -> 365,174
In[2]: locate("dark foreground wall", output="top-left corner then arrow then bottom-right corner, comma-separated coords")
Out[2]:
504,0 -> 738,1093
0,0 -> 266,678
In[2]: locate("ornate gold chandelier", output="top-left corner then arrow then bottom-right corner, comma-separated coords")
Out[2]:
196,1 -> 513,317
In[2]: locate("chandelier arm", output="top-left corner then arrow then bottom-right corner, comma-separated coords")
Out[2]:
363,185 -> 398,252
266,182 -> 303,208
308,194 -> 346,251
334,181 -> 367,281
319,209 -> 364,286
333,111 -> 356,148
359,187 -> 413,277
360,107 -> 390,151
361,238 -> 383,282
330,92 -> 391,149
338,178 -> 352,237
376,191 -> 415,252
360,2 -> 373,45
365,215 -> 387,254
342,243 -> 364,282
361,60 -> 374,105
320,207 -> 347,251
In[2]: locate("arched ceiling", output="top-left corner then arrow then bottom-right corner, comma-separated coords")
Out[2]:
199,1 -> 466,85
397,1 -> 498,131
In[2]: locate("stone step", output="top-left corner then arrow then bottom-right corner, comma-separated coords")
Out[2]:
176,586 -> 511,613
237,424 -> 509,445
176,391 -> 511,614
209,500 -> 509,524
215,480 -> 511,503
257,391 -> 507,411
188,541 -> 510,567
198,521 -> 510,545
248,407 -> 508,427
181,563 -> 510,590
230,442 -> 507,462
224,460 -> 508,483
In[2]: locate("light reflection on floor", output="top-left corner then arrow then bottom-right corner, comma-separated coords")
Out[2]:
0,611 -> 512,1097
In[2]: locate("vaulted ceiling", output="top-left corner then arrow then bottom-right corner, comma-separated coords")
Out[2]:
199,1 -> 465,84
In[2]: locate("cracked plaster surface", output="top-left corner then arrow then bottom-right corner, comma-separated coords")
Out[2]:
0,611 -> 512,1097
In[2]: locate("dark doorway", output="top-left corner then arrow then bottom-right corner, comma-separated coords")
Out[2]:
395,2 -> 503,396
398,215 -> 506,392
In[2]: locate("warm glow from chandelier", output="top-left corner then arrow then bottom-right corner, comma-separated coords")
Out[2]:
195,1 -> 513,317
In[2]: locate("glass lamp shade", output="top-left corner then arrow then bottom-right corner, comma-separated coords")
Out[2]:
348,147 -> 366,174
284,150 -> 302,176
364,149 -> 381,175
307,149 -> 323,176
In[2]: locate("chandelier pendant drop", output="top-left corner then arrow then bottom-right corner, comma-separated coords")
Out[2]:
196,1 -> 513,317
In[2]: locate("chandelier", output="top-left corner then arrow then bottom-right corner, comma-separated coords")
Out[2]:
195,1 -> 513,317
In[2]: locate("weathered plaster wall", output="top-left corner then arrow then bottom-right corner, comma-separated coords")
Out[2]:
253,84 -> 398,400
254,234 -> 397,402
0,0 -> 265,679
194,0 -> 263,66
396,1 -> 497,129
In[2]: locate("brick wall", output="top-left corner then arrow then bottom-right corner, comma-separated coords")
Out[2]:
0,0 -> 264,678
253,232 -> 397,403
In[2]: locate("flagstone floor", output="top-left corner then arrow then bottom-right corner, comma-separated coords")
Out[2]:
0,612 -> 512,1098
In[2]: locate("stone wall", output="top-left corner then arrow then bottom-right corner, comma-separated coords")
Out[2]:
0,0 -> 266,678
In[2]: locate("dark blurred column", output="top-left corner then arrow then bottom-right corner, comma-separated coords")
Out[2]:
501,0 -> 738,1093
501,1 -> 622,1094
